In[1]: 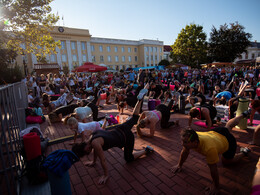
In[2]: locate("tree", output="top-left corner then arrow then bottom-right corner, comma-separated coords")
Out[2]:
0,39 -> 23,84
170,24 -> 207,68
208,22 -> 252,62
158,59 -> 170,66
0,0 -> 60,57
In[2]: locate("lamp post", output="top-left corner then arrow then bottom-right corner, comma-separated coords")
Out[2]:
21,52 -> 28,76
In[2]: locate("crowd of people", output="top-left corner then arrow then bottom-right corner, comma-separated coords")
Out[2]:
23,65 -> 260,194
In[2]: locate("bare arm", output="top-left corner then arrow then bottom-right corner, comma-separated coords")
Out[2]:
170,147 -> 190,174
203,109 -> 212,130
91,139 -> 109,184
188,116 -> 193,127
207,163 -> 220,194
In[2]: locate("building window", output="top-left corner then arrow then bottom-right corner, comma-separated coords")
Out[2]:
121,47 -> 125,52
91,45 -> 95,52
128,56 -> 132,62
134,48 -> 137,52
108,55 -> 111,62
151,55 -> 153,60
81,42 -> 86,50
150,47 -> 153,52
100,55 -> 104,62
145,47 -> 147,52
115,46 -> 118,52
123,65 -> 125,70
155,55 -> 158,60
160,56 -> 162,61
50,54 -> 56,62
160,48 -> 162,52
61,41 -> 66,50
115,56 -> 119,62
252,53 -> 255,59
71,42 -> 76,50
122,56 -> 125,62
72,55 -> 77,62
146,56 -> 149,61
82,54 -> 87,62
61,54 -> 67,62
116,66 -> 119,71
155,47 -> 157,52
107,46 -> 111,52
99,45 -> 103,52
128,47 -> 131,52
135,56 -> 138,62
258,53 -> 260,57
92,56 -> 96,62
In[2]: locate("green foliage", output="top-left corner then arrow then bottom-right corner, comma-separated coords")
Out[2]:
0,0 -> 60,57
0,65 -> 23,84
158,59 -> 170,66
170,24 -> 207,68
208,22 -> 252,62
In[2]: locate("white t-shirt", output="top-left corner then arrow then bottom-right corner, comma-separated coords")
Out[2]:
77,121 -> 101,134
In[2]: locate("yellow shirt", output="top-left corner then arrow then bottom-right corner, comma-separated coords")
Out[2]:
194,131 -> 229,164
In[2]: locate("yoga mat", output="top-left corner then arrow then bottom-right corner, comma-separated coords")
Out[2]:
248,119 -> 260,127
194,121 -> 214,129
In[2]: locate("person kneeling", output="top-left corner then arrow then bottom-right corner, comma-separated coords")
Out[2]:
72,99 -> 154,184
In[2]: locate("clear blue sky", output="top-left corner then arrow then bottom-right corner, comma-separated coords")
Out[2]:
50,0 -> 260,45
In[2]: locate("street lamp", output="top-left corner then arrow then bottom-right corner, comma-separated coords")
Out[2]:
21,51 -> 28,76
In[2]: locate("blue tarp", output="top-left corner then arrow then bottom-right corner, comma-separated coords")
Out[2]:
132,65 -> 165,71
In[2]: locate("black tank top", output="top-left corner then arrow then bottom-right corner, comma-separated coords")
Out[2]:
54,104 -> 79,116
91,129 -> 125,151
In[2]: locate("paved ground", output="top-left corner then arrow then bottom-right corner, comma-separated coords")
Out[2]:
40,101 -> 260,195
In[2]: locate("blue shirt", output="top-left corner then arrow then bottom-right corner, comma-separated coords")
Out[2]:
215,91 -> 232,101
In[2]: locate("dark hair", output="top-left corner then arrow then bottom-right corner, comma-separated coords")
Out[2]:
189,108 -> 199,118
72,142 -> 87,158
219,99 -> 227,105
180,128 -> 199,142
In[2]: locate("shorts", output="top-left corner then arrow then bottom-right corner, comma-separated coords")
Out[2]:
213,127 -> 237,159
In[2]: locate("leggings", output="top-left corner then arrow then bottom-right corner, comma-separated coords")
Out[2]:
156,99 -> 175,128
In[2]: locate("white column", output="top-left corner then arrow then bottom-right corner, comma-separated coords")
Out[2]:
77,41 -> 83,65
87,42 -> 92,62
56,46 -> 62,69
153,47 -> 156,66
144,47 -> 147,67
157,47 -> 159,64
66,40 -> 72,71
148,47 -> 151,66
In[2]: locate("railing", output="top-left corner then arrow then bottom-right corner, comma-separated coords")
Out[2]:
0,82 -> 28,195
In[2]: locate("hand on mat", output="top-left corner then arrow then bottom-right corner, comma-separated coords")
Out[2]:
205,185 -> 220,195
84,161 -> 95,167
98,175 -> 108,185
170,165 -> 182,175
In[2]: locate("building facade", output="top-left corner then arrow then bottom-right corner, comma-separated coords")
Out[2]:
233,41 -> 260,64
17,26 -> 164,74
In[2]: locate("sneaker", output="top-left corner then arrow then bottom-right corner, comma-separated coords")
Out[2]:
242,109 -> 251,118
137,89 -> 148,100
240,147 -> 251,156
145,145 -> 154,154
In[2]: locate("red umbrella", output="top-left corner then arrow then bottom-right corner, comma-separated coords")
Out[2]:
72,62 -> 107,72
